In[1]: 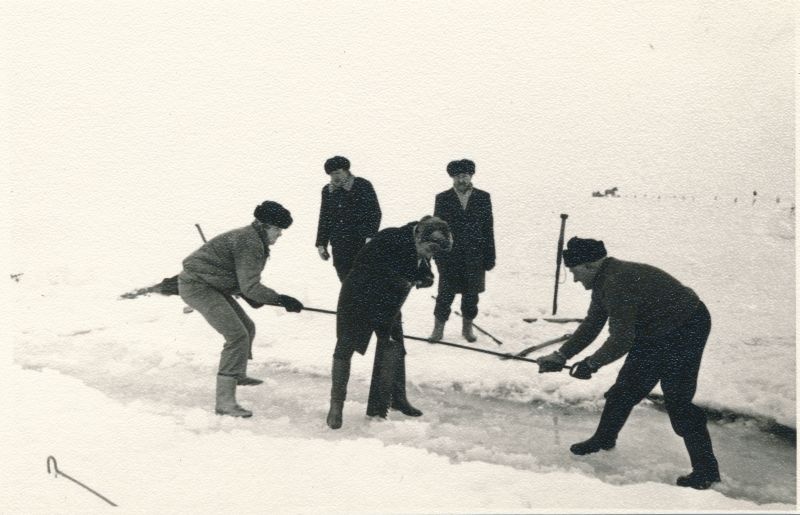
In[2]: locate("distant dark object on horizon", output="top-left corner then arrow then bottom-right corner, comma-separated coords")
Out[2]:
591,187 -> 619,198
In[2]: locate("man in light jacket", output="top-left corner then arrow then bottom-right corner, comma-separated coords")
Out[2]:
179,201 -> 304,418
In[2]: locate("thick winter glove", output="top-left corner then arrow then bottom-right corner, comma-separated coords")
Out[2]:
415,274 -> 434,289
537,351 -> 567,373
277,294 -> 304,313
569,358 -> 599,380
317,246 -> 330,261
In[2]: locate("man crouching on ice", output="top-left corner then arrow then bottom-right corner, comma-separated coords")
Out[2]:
537,236 -> 721,490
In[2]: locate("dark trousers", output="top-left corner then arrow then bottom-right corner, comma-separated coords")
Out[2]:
434,290 -> 479,321
331,315 -> 406,413
332,240 -> 365,282
333,312 -> 404,360
594,302 -> 718,474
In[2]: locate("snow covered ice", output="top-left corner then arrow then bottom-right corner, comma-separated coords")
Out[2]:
4,1 -> 795,513
8,192 -> 796,512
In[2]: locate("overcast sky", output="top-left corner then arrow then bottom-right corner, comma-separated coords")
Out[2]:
3,1 -> 794,268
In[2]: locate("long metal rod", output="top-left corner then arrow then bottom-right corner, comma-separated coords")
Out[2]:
195,223 -> 207,243
47,456 -> 117,507
552,213 -> 568,315
405,334 -> 551,364
291,303 -> 567,367
509,333 -> 571,358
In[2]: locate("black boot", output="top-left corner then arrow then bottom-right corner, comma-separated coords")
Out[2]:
676,470 -> 721,490
570,436 -> 615,455
390,352 -> 422,417
570,396 -> 635,456
366,340 -> 399,418
326,358 -> 351,429
677,427 -> 720,489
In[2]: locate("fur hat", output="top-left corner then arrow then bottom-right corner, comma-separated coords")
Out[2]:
253,201 -> 293,229
446,159 -> 476,177
563,237 -> 607,267
324,156 -> 350,174
417,215 -> 453,253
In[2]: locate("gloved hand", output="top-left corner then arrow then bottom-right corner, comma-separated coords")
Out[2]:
485,260 -> 495,271
415,274 -> 434,289
569,358 -> 599,380
537,351 -> 567,373
317,246 -> 330,261
277,294 -> 304,313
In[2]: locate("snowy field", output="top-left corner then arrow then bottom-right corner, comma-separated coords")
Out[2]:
7,192 -> 796,512
4,1 -> 795,512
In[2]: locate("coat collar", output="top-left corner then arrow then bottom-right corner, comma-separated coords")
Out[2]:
591,257 -> 614,290
250,221 -> 271,257
328,174 -> 356,193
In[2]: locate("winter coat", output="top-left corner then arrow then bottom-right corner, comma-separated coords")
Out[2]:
336,222 -> 434,355
433,187 -> 495,294
179,222 -> 280,305
315,176 -> 382,250
559,257 -> 702,367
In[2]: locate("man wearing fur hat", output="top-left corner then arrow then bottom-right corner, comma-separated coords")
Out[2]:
179,201 -> 305,418
429,159 -> 496,343
316,155 -> 382,282
326,216 -> 452,429
538,237 -> 720,490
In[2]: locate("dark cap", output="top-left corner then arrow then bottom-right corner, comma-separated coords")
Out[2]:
562,237 -> 607,267
446,159 -> 476,177
254,201 -> 293,229
324,156 -> 350,174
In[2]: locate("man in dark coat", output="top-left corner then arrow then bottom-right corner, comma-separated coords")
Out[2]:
538,237 -> 721,490
315,155 -> 382,282
429,159 -> 496,343
326,216 -> 453,429
179,201 -> 304,418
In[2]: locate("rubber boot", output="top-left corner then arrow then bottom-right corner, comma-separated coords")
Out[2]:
677,427 -> 720,489
215,375 -> 253,418
326,358 -> 351,429
570,396 -> 635,455
366,341 -> 399,419
462,318 -> 477,343
236,359 -> 262,386
429,317 -> 446,341
391,352 -> 422,417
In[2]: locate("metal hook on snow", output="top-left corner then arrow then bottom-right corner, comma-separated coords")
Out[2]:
46,455 -> 57,476
45,455 -> 117,507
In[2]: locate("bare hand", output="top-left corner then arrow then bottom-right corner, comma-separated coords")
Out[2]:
317,246 -> 330,261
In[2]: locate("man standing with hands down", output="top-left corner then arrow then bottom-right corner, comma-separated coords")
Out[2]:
326,216 -> 452,429
429,159 -> 496,342
316,155 -> 382,282
179,201 -> 304,418
538,237 -> 721,490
